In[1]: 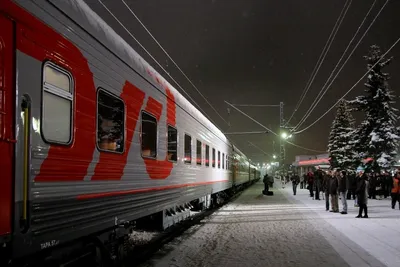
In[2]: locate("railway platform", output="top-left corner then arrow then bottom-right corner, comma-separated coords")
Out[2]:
139,180 -> 400,267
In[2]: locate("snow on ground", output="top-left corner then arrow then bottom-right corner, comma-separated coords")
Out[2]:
129,230 -> 159,246
284,183 -> 400,267
137,180 -> 399,267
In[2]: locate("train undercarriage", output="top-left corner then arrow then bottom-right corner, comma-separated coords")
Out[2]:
5,180 -> 258,267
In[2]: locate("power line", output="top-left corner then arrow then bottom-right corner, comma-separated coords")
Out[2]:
293,0 -> 379,130
294,0 -> 387,131
224,101 -> 326,153
119,0 -> 229,125
232,104 -> 280,107
247,141 -> 273,157
97,0 -> 219,126
292,0 -> 353,130
294,34 -> 400,134
286,0 -> 352,126
224,131 -> 269,135
285,140 -> 327,153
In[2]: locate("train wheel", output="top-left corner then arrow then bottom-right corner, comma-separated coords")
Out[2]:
94,246 -> 105,267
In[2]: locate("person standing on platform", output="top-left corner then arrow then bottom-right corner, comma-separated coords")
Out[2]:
329,171 -> 339,213
263,174 -> 269,194
391,172 -> 400,209
339,170 -> 348,214
323,171 -> 331,211
300,174 -> 305,189
268,174 -> 274,189
315,169 -> 324,200
356,172 -> 369,218
307,171 -> 314,198
291,174 -> 300,195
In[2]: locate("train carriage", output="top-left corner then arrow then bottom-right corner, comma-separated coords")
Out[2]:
0,0 -> 259,264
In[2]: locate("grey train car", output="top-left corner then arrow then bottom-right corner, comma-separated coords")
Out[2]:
0,0 -> 260,264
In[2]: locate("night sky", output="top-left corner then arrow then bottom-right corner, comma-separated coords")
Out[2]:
84,0 -> 400,164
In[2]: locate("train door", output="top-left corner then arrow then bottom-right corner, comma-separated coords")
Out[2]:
232,157 -> 238,185
0,15 -> 15,242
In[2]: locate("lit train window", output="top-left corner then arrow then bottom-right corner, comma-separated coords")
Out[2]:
42,62 -> 73,144
212,148 -> 216,168
97,90 -> 125,153
222,153 -> 225,169
205,145 -> 210,167
184,134 -> 192,164
141,112 -> 157,158
167,125 -> 177,162
196,140 -> 202,166
218,151 -> 221,168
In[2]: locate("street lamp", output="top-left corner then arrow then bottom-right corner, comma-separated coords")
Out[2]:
281,132 -> 293,140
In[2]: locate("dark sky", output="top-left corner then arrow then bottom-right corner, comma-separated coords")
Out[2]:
84,0 -> 400,164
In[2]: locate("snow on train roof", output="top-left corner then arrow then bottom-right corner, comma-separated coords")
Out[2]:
57,0 -> 227,143
233,145 -> 249,161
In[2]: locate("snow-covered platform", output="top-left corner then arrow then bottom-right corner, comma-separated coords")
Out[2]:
139,181 -> 400,267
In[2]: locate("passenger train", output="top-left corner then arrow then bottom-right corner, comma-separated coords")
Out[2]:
0,0 -> 260,264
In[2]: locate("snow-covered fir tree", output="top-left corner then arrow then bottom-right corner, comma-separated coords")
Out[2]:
328,100 -> 355,170
349,45 -> 399,171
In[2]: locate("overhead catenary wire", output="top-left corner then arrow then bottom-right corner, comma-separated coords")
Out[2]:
234,105 -> 279,107
285,0 -> 352,126
248,141 -> 273,157
293,0 -> 380,130
97,0 -> 220,126
294,0 -> 388,131
224,101 -> 327,153
291,0 -> 353,130
294,34 -> 400,134
119,0 -> 229,126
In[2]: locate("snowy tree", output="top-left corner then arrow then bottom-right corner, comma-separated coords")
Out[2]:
328,100 -> 356,170
349,45 -> 399,172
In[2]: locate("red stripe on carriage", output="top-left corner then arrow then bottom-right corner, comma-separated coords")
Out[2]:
3,0 -> 98,181
91,81 -> 146,180
143,92 -> 176,179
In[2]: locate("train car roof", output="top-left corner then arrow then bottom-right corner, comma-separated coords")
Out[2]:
49,0 -> 227,144
232,145 -> 248,160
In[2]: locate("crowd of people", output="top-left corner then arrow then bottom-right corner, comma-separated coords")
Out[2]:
289,169 -> 400,218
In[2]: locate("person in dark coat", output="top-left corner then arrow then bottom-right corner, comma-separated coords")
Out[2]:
391,172 -> 400,209
329,171 -> 339,213
339,170 -> 348,214
314,169 -> 323,200
291,174 -> 300,195
369,173 -> 377,199
346,173 -> 355,200
322,171 -> 331,211
307,172 -> 314,198
263,174 -> 269,193
356,173 -> 369,218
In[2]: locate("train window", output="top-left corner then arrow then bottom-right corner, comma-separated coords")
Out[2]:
141,112 -> 157,158
212,148 -> 216,168
218,151 -> 221,168
226,155 -> 229,169
42,63 -> 73,144
196,140 -> 202,166
205,145 -> 210,167
97,90 -> 125,153
184,134 -> 192,164
167,125 -> 177,162
222,153 -> 225,169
